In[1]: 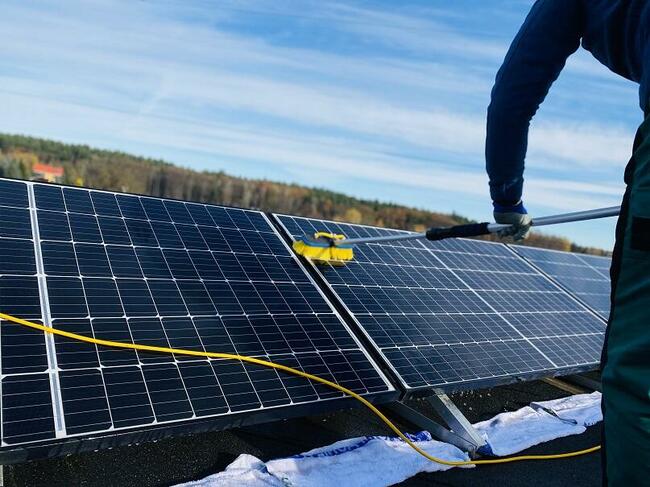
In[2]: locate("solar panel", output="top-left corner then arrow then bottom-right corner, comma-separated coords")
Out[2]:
274,214 -> 606,394
509,245 -> 611,320
0,179 -> 395,458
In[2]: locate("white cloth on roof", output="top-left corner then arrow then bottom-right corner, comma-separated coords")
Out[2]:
473,391 -> 602,456
175,432 -> 468,487
175,392 -> 602,487
174,454 -> 284,487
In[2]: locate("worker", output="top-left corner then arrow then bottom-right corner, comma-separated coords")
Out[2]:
485,1 -> 650,484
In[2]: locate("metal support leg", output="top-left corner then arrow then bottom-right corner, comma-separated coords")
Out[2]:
386,392 -> 486,454
386,401 -> 477,452
427,393 -> 486,451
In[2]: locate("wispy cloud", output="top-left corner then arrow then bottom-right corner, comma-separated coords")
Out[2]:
3,89 -> 623,214
0,0 -> 639,248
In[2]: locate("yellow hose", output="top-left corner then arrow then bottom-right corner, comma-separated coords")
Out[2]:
0,312 -> 600,466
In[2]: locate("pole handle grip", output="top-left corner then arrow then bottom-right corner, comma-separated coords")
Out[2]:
424,206 -> 621,242
425,222 -> 491,241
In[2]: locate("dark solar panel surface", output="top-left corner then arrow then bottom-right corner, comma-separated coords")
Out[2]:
510,246 -> 611,319
0,180 -> 393,448
275,215 -> 606,392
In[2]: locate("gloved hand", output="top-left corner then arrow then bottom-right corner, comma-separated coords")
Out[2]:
493,200 -> 532,241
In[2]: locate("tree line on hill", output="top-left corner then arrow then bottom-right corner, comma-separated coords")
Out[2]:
0,133 -> 608,255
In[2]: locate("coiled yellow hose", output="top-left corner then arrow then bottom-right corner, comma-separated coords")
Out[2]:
0,312 -> 600,466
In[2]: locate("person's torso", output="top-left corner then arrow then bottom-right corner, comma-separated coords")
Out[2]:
580,0 -> 650,109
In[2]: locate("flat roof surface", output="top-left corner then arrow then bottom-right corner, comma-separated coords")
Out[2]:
5,379 -> 602,486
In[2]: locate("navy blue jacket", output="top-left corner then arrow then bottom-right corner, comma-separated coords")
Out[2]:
486,0 -> 650,204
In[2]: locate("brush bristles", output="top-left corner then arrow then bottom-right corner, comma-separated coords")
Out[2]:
292,239 -> 354,264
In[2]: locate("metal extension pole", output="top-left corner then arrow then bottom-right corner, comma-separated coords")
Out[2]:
336,205 -> 620,247
338,232 -> 426,246
486,205 -> 621,233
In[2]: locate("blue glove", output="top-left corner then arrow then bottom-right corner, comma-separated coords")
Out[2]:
493,201 -> 532,241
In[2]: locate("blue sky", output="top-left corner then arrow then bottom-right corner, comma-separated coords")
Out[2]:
1,0 -> 642,249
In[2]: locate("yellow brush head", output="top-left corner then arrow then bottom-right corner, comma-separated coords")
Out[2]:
292,232 -> 354,265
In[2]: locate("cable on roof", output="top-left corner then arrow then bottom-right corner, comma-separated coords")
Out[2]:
0,312 -> 600,466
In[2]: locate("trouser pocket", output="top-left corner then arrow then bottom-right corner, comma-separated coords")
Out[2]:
630,216 -> 650,251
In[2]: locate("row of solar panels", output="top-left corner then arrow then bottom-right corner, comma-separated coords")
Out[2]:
0,178 -> 610,461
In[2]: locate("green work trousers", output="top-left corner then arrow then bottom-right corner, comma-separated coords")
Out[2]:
601,109 -> 650,485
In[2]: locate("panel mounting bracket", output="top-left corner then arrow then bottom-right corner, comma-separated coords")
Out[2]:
563,374 -> 601,392
386,392 -> 486,455
545,374 -> 601,393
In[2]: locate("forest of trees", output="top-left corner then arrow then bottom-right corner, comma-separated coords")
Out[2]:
0,132 -> 608,255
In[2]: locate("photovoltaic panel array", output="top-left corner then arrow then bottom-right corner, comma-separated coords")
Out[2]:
275,214 -> 607,393
509,246 -> 611,320
0,179 -> 394,454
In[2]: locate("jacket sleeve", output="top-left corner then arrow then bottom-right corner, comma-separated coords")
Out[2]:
486,0 -> 584,204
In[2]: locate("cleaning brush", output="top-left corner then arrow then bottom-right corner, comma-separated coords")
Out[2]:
292,232 -> 354,264
291,206 -> 620,265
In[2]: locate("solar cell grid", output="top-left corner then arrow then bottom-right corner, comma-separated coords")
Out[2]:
0,181 -> 57,448
275,214 -> 606,392
576,253 -> 611,272
510,245 -> 612,319
0,178 -> 612,455
0,180 -> 394,452
529,334 -> 605,368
